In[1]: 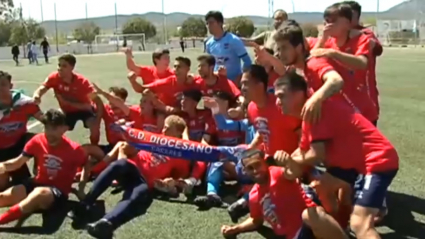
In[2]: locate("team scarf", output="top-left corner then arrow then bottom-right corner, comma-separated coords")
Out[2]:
115,124 -> 247,163
0,89 -> 34,121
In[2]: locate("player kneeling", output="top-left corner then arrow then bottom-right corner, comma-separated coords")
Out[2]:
0,109 -> 90,225
70,115 -> 187,238
221,149 -> 347,239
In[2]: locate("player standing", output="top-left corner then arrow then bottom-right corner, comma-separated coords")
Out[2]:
32,54 -> 103,145
124,48 -> 174,88
0,71 -> 43,190
273,69 -> 398,239
205,11 -> 252,85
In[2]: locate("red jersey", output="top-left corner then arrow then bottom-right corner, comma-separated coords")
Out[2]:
355,27 -> 382,117
128,105 -> 160,133
43,72 -> 94,113
200,75 -> 241,98
102,104 -> 128,145
184,110 -> 216,142
299,100 -> 399,174
138,66 -> 174,85
144,75 -> 204,107
0,102 -> 40,149
129,151 -> 175,188
267,70 -> 280,94
247,95 -> 300,155
23,134 -> 87,194
249,167 -> 315,238
325,34 -> 378,122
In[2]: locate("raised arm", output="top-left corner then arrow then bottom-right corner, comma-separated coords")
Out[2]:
92,83 -> 130,116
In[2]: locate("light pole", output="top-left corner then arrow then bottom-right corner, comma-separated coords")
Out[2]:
162,0 -> 167,44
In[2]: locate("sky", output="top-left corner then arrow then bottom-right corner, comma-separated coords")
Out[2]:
13,0 -> 405,22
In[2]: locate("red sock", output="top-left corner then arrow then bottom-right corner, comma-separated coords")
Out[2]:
0,205 -> 23,225
91,161 -> 108,176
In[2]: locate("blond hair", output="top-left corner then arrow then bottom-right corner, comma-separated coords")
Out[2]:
164,115 -> 187,134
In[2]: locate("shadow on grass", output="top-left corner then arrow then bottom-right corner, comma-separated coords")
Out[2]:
70,200 -> 106,230
380,191 -> 425,239
0,200 -> 81,235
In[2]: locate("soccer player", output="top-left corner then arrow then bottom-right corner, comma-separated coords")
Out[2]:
205,11 -> 252,84
124,47 -> 174,87
274,69 -> 399,239
258,20 -> 347,124
79,86 -> 130,177
253,47 -> 286,94
221,149 -> 348,239
0,109 -> 90,225
345,0 -> 383,125
310,3 -> 378,123
32,54 -> 103,145
70,115 -> 187,238
243,9 -> 288,50
131,57 -> 204,113
241,65 -> 300,156
0,71 -> 43,190
196,54 -> 241,99
194,91 -> 245,209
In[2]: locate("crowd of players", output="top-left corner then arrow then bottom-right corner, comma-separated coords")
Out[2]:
0,1 -> 399,239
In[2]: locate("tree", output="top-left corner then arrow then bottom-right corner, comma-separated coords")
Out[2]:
226,17 -> 255,38
301,23 -> 319,37
179,17 -> 207,38
73,21 -> 100,44
0,20 -> 12,46
0,0 -> 13,16
9,18 -> 46,45
122,17 -> 156,39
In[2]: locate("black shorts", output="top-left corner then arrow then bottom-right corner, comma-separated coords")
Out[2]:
22,179 -> 68,209
99,144 -> 115,155
64,110 -> 96,131
0,133 -> 34,184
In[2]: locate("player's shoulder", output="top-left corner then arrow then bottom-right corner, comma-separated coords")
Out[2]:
29,133 -> 45,143
248,184 -> 260,199
73,72 -> 89,82
62,136 -> 82,149
47,71 -> 60,80
205,36 -> 215,45
306,56 -> 333,69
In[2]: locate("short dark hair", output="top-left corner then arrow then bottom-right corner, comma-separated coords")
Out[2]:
274,68 -> 307,94
58,54 -> 77,67
247,65 -> 269,91
41,109 -> 67,127
344,1 -> 362,17
197,54 -> 216,66
0,71 -> 12,82
213,91 -> 237,107
240,149 -> 265,166
108,86 -> 128,100
183,89 -> 203,103
273,20 -> 305,47
324,3 -> 353,22
205,11 -> 224,24
175,56 -> 191,68
152,48 -> 170,65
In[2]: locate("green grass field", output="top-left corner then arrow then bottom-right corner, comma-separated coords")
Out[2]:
0,48 -> 424,239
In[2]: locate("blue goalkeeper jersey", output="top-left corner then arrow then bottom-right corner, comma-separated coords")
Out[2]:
206,32 -> 251,82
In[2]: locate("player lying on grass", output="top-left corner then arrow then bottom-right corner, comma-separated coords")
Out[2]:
221,149 -> 348,239
0,109 -> 90,225
193,92 -> 247,209
0,71 -> 44,190
32,54 -> 103,145
273,69 -> 399,239
69,115 -> 188,239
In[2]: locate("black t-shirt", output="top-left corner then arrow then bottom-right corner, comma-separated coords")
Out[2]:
40,40 -> 49,50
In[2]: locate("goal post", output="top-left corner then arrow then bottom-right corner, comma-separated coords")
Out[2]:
94,33 -> 146,53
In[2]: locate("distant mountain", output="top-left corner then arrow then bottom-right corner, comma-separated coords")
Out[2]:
40,0 -> 425,35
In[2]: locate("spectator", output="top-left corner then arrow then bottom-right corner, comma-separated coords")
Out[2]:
11,45 -> 20,66
40,37 -> 50,63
